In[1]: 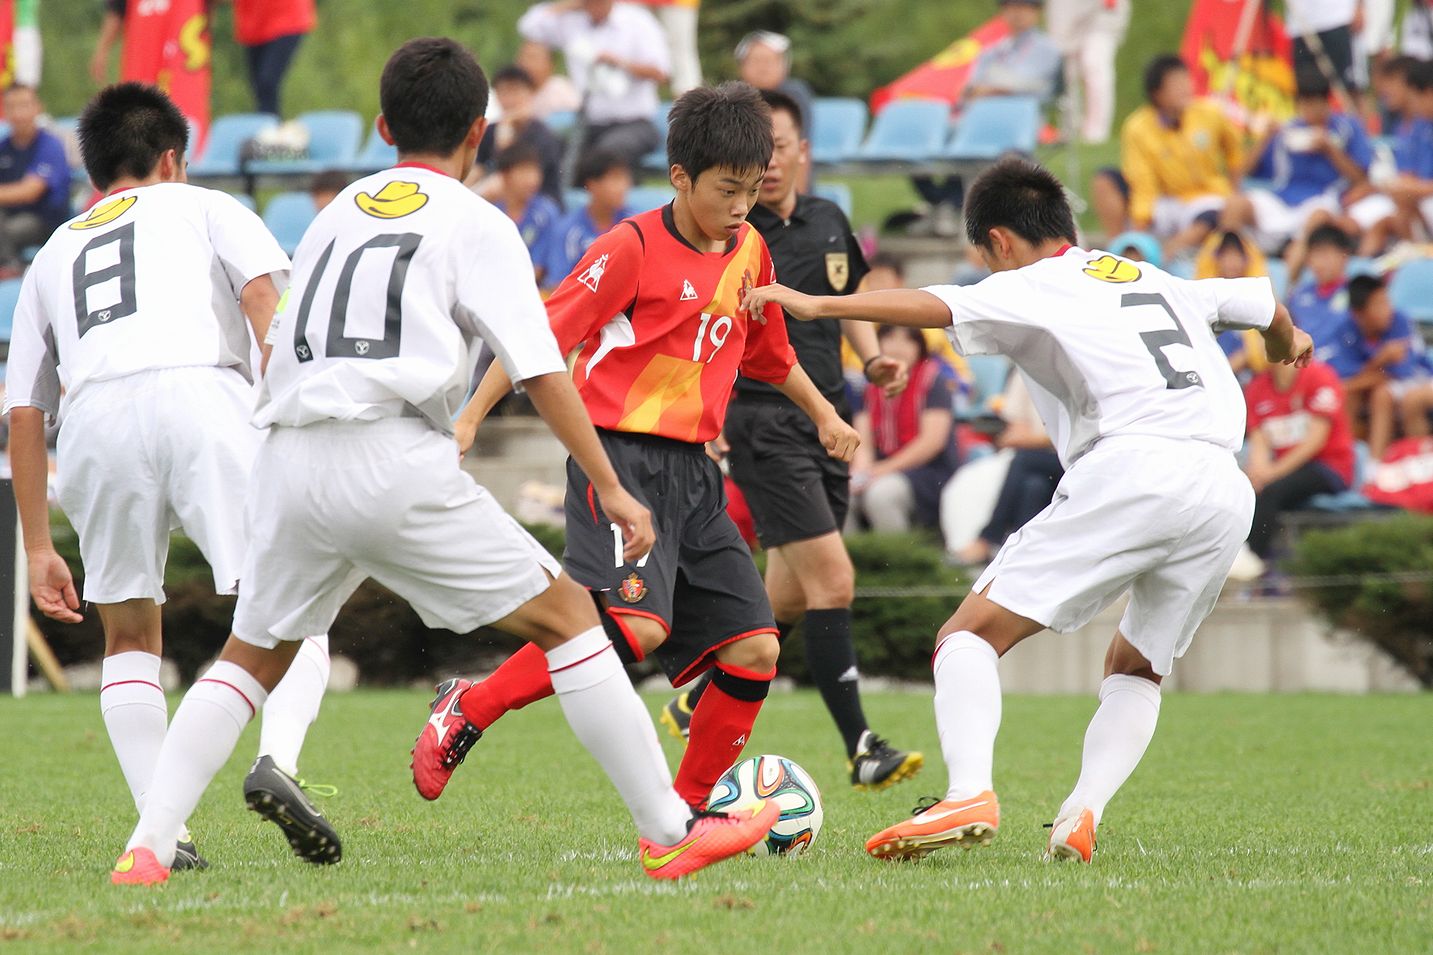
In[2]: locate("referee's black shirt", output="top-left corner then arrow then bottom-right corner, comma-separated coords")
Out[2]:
737,194 -> 870,412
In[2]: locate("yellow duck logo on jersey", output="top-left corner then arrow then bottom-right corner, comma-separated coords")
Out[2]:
70,195 -> 138,230
355,181 -> 428,219
1082,254 -> 1141,283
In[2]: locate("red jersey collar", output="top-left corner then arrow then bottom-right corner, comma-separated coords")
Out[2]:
393,161 -> 450,178
1052,244 -> 1075,257
1315,279 -> 1344,298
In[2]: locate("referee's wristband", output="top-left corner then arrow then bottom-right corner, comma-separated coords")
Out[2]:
862,354 -> 885,380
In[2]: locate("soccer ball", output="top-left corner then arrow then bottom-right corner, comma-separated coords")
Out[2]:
707,754 -> 823,857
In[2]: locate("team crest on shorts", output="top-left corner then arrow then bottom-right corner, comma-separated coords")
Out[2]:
825,252 -> 850,292
618,572 -> 647,603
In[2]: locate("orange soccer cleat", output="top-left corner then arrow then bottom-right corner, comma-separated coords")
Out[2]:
865,790 -> 1001,861
638,800 -> 781,880
1045,808 -> 1097,863
411,678 -> 482,801
110,847 -> 170,886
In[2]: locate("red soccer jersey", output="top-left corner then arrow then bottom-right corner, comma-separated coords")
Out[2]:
234,0 -> 317,46
545,205 -> 796,444
1244,360 -> 1356,487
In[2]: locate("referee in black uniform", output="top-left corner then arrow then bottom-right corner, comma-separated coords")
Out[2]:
661,89 -> 923,790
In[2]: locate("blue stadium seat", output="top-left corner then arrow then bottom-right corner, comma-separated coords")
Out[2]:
810,98 -> 867,164
563,187 -> 588,211
944,95 -> 1040,161
1389,258 -> 1433,323
626,185 -> 675,213
249,110 -> 366,176
1264,258 -> 1289,301
640,101 -> 674,171
189,113 -> 278,177
232,193 -> 257,212
263,191 -> 318,255
546,110 -> 577,136
1308,442 -> 1376,511
1347,256 -> 1381,278
346,124 -> 398,173
0,277 -> 25,342
856,99 -> 949,163
811,181 -> 853,219
957,354 -> 1010,420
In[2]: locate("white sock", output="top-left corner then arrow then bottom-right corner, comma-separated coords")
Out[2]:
258,635 -> 330,777
1058,674 -> 1162,826
546,627 -> 691,845
126,661 -> 268,867
99,651 -> 168,815
932,631 -> 1003,801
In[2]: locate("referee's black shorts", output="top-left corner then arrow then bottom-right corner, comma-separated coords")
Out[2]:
725,396 -> 851,550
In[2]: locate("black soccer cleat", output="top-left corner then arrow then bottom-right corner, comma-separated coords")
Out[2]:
849,730 -> 924,791
171,839 -> 209,872
243,755 -> 342,865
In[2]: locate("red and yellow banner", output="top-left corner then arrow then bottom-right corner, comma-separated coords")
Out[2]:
1181,0 -> 1294,124
0,0 -> 15,97
121,0 -> 212,146
870,17 -> 1010,114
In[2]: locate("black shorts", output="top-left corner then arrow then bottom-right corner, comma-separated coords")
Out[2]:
725,398 -> 850,549
563,429 -> 776,685
1293,25 -> 1362,93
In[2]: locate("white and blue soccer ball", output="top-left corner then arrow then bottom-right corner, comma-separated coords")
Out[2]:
707,754 -> 823,857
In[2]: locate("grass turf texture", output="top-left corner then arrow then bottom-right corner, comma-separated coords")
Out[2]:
2,690 -> 1430,954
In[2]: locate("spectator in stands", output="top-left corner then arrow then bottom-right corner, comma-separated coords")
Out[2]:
1108,230 -> 1162,266
515,41 -> 582,119
475,65 -> 563,203
1242,357 -> 1357,567
1285,0 -> 1367,116
0,85 -> 71,272
235,0 -> 317,116
90,1 -> 124,84
518,0 -> 670,169
1199,231 -> 1269,382
1373,57 -> 1433,242
1090,166 -> 1131,239
1289,225 -> 1355,356
309,169 -> 349,212
641,0 -> 701,94
1326,272 -> 1433,458
736,31 -> 815,149
1047,0 -> 1129,144
1372,53 -> 1418,131
851,326 -> 959,533
1403,0 -> 1433,59
1121,54 -> 1244,259
490,143 -> 562,282
538,149 -> 633,291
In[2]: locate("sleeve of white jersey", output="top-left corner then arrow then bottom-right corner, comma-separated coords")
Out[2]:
1203,276 -> 1276,331
205,190 -> 293,298
921,273 -> 1030,357
1,266 -> 61,419
455,213 -> 569,385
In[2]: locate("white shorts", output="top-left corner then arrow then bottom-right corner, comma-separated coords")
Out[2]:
1152,195 -> 1226,238
55,366 -> 261,605
1246,189 -> 1340,250
974,436 -> 1255,675
232,418 -> 561,648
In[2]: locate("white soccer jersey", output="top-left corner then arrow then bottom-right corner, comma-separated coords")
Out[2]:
257,165 -> 567,432
2,182 -> 290,419
925,248 -> 1275,469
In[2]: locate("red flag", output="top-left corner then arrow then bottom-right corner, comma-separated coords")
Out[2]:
121,0 -> 212,147
870,17 -> 1010,114
0,0 -> 14,104
1180,0 -> 1293,123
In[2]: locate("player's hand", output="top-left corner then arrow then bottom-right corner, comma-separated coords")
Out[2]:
600,485 -> 656,564
818,415 -> 860,462
1280,328 -> 1315,368
865,354 -> 909,397
704,431 -> 730,463
28,549 -> 82,623
454,416 -> 481,458
742,282 -> 823,322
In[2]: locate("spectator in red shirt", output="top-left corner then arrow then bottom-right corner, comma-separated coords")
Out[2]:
1243,359 -> 1357,560
234,0 -> 317,116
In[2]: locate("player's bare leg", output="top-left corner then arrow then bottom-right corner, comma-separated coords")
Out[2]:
866,587 -> 1042,860
1048,632 -> 1163,863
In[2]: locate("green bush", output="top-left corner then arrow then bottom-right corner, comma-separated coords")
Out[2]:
1287,515 -> 1433,688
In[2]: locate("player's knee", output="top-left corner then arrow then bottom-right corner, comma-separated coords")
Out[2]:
716,631 -> 780,672
619,614 -> 669,656
767,590 -> 806,623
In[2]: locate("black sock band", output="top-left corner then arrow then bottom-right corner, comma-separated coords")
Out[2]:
804,607 -> 869,755
710,664 -> 773,703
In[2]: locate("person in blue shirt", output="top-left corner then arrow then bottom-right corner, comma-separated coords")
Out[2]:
0,85 -> 71,271
1325,273 -> 1433,459
537,149 -> 632,292
1289,224 -> 1354,357
490,142 -> 561,284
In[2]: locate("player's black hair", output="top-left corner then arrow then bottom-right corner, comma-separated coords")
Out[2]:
667,81 -> 773,182
876,324 -> 929,360
495,142 -> 540,172
577,148 -> 630,186
760,87 -> 805,135
78,82 -> 190,191
1307,223 -> 1353,254
1295,66 -> 1332,101
1347,273 -> 1386,312
1143,54 -> 1188,101
380,37 -> 488,157
867,251 -> 905,279
963,156 -> 1077,250
491,65 -> 536,90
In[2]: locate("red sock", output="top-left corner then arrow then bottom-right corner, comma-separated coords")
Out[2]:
673,661 -> 774,808
457,642 -> 554,731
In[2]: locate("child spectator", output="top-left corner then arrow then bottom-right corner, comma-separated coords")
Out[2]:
1325,273 -> 1433,459
1242,359 -> 1357,565
515,41 -> 582,119
538,149 -> 633,291
1288,225 -> 1354,355
490,143 -> 562,279
309,169 -> 350,212
1196,231 -> 1270,382
475,65 -> 563,203
1372,54 -> 1418,133
1090,166 -> 1131,239
851,326 -> 959,533
1374,58 -> 1433,241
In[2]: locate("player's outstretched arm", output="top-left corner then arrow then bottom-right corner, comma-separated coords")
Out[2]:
772,364 -> 861,462
522,372 -> 655,562
455,362 -> 516,457
742,283 -> 954,329
1261,304 -> 1314,367
7,408 -> 82,623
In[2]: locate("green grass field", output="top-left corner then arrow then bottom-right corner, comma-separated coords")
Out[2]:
2,689 -> 1430,954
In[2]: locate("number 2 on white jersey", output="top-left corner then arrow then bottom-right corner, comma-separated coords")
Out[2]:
1121,292 -> 1204,391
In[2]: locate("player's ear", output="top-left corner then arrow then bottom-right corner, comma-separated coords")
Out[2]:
467,116 -> 488,150
376,115 -> 395,147
670,165 -> 690,194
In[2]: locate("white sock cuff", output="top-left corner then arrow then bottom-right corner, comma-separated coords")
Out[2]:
1099,674 -> 1161,708
546,627 -> 622,693
195,661 -> 269,718
101,651 -> 163,689
933,630 -> 997,676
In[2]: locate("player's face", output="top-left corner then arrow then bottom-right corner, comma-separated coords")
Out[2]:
681,165 -> 764,242
759,109 -> 805,210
